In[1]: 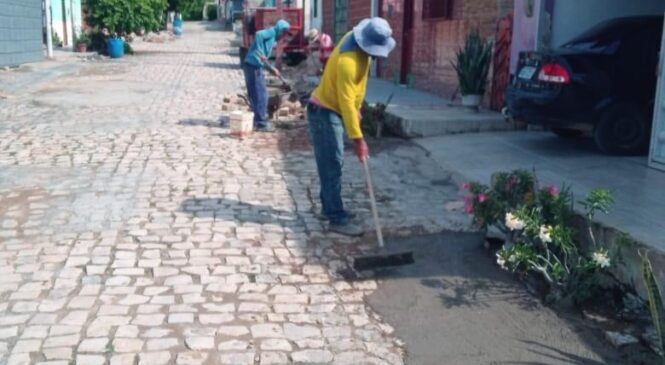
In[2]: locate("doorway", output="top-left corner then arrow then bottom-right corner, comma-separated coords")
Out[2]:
400,0 -> 414,83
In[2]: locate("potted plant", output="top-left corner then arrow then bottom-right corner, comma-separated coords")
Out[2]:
74,32 -> 91,53
452,29 -> 493,109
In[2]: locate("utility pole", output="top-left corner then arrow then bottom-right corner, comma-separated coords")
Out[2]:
45,0 -> 54,58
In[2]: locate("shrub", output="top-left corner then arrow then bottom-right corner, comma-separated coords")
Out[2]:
206,4 -> 218,20
464,170 -> 615,304
181,0 -> 206,20
85,0 -> 167,35
75,32 -> 92,46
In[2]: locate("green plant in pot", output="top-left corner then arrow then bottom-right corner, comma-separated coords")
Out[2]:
74,32 -> 91,53
452,29 -> 493,109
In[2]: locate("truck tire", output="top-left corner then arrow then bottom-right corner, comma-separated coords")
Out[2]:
239,46 -> 248,66
594,103 -> 650,155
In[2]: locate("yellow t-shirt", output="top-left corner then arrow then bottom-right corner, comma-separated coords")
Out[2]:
311,33 -> 370,139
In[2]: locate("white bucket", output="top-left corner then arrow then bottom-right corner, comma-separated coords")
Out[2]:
230,111 -> 253,138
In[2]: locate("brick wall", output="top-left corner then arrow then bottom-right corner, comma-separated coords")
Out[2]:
381,0 -> 510,99
322,0 -> 334,37
322,0 -> 510,100
347,1 -> 371,34
0,0 -> 44,67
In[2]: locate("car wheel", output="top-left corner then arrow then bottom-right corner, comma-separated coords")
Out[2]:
594,103 -> 650,155
551,128 -> 584,139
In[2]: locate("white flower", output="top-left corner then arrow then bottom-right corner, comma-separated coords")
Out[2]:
592,251 -> 611,268
538,225 -> 553,243
496,252 -> 507,269
508,254 -> 518,263
505,212 -> 525,231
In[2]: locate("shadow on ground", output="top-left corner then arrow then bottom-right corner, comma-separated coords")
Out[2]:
365,232 -> 647,365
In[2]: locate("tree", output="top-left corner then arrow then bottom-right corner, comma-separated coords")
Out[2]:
86,0 -> 168,34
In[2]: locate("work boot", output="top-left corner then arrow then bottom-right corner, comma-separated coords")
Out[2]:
329,222 -> 364,237
255,123 -> 276,132
316,211 -> 356,221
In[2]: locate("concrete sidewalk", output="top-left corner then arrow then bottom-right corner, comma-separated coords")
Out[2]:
365,78 -> 512,138
415,131 -> 665,294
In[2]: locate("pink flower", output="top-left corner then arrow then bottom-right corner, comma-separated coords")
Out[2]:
464,195 -> 474,214
478,193 -> 487,203
462,182 -> 470,190
546,185 -> 560,197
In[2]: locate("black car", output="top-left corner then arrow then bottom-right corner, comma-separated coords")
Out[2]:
507,16 -> 663,155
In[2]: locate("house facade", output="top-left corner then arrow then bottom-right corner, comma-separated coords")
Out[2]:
0,0 -> 44,67
509,0 -> 665,170
321,0 -> 512,100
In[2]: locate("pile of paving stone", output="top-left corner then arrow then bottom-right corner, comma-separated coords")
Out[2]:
221,93 -> 305,122
143,31 -> 176,43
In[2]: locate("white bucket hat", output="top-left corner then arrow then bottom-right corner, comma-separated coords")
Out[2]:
352,17 -> 396,58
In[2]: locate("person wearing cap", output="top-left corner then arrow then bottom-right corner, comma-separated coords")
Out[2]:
308,18 -> 396,236
243,19 -> 291,132
306,29 -> 334,73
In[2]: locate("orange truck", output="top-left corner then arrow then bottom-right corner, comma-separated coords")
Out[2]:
239,0 -> 306,66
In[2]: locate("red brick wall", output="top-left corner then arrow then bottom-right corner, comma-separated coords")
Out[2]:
323,0 -> 510,100
347,1 -> 372,33
381,0 -> 508,99
322,0 -> 334,37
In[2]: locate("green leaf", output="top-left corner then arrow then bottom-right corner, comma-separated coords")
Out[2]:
642,253 -> 665,361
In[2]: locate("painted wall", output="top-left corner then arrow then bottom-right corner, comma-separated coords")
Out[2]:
0,0 -> 44,67
551,0 -> 665,47
51,0 -> 82,47
510,0 -> 541,73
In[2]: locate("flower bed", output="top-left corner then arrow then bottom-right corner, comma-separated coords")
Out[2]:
463,169 -> 618,305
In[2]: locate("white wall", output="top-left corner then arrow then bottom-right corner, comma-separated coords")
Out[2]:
551,0 -> 665,47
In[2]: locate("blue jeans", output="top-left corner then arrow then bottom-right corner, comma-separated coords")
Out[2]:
307,103 -> 349,225
242,63 -> 268,127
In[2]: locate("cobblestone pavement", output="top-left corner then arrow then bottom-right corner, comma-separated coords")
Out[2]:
0,22 -> 468,364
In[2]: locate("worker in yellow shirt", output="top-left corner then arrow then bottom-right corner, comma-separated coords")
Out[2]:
308,18 -> 396,236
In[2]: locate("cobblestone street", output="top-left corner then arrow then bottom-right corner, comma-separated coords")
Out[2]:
0,23 -> 468,365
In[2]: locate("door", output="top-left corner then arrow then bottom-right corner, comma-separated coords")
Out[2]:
310,0 -> 322,31
334,0 -> 347,42
370,0 -> 380,77
400,0 -> 414,83
649,16 -> 665,170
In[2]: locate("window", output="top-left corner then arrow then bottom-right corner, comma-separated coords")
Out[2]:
313,0 -> 318,18
423,0 -> 454,20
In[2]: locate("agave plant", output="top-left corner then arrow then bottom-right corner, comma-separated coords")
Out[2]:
452,29 -> 493,96
642,252 -> 665,362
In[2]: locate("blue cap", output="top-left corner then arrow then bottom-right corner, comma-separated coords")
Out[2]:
274,19 -> 291,35
352,17 -> 396,58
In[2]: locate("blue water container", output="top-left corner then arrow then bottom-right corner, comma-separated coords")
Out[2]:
107,38 -> 125,59
174,18 -> 183,36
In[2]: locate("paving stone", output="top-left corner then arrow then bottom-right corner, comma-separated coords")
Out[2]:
113,338 -> 144,352
43,347 -> 73,360
139,352 -> 171,365
291,349 -> 334,364
0,326 -> 18,339
284,323 -> 321,340
76,355 -> 106,365
78,338 -> 109,353
217,339 -> 249,351
185,336 -> 215,350
176,351 -> 207,365
217,326 -> 249,337
145,338 -> 179,351
260,352 -> 289,365
251,324 -> 284,338
168,313 -> 194,324
261,338 -> 292,351
219,352 -> 256,364
110,354 -> 137,365
12,339 -> 42,353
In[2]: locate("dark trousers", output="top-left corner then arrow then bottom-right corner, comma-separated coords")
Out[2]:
242,63 -> 268,127
307,103 -> 349,225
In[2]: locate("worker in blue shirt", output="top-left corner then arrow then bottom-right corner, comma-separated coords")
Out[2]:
243,19 -> 291,132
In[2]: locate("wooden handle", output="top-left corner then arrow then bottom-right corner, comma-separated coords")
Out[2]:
363,159 -> 385,249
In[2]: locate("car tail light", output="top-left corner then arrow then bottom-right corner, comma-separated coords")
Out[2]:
538,64 -> 570,84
